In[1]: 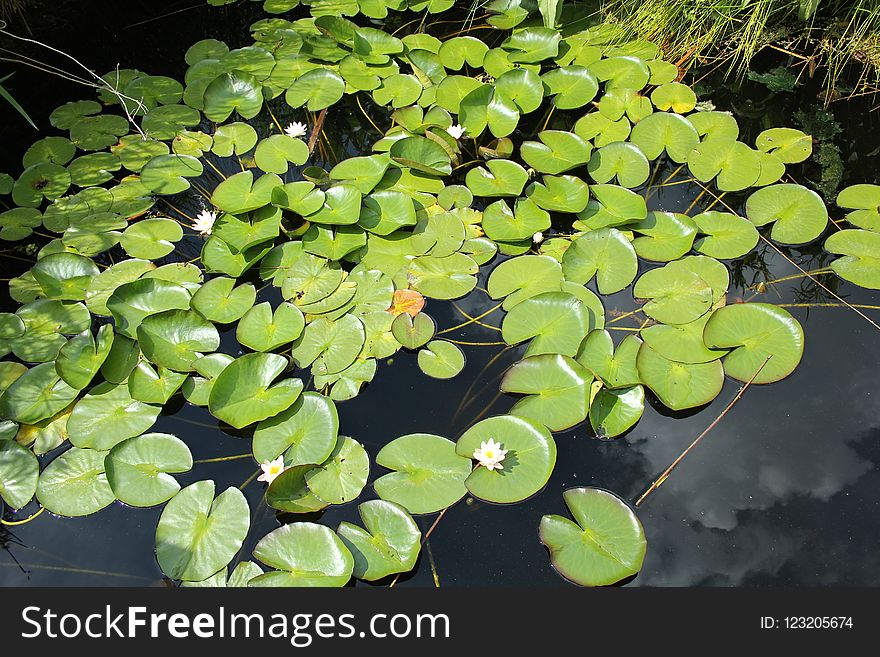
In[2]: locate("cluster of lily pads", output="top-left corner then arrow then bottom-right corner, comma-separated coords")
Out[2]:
0,0 -> 875,588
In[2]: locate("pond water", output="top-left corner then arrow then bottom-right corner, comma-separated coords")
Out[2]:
1,0 -> 879,587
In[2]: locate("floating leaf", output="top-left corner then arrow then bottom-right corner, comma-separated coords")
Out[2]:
390,136 -> 452,176
482,198 -> 550,242
636,343 -> 724,410
487,254 -> 563,310
203,72 -> 263,122
589,386 -> 644,438
0,441 -> 39,509
745,183 -> 828,245
266,464 -> 329,515
691,211 -> 760,259
128,361 -> 187,404
0,362 -> 79,425
120,218 -> 183,260
501,354 -> 592,431
156,480 -> 250,581
629,112 -> 699,163
465,159 -> 528,197
456,414 -> 556,504
539,487 -> 646,586
337,499 -> 421,581
285,68 -> 345,111
391,311 -> 435,349
541,65 -> 599,109
304,435 -> 369,504
755,127 -> 811,163
254,135 -> 309,174
36,447 -> 115,517
55,324 -> 114,389
250,522 -> 353,587
137,309 -> 220,371
576,330 -> 642,388
703,303 -> 804,383
140,154 -> 204,195
836,184 -> 880,231
209,352 -> 303,429
575,184 -> 646,231
587,142 -> 649,188
651,81 -> 696,113
32,252 -> 100,301
631,211 -> 697,262
521,130 -> 591,175
306,184 -> 363,225
502,291 -> 592,357
687,139 -> 760,192
562,228 -> 638,294
212,122 -> 259,157
375,433 -> 470,514
640,311 -> 727,364
291,314 -> 365,375
525,175 -> 590,213
105,432 -> 192,507
67,382 -> 161,450
417,339 -> 465,378
190,276 -> 256,323
236,302 -> 304,352
253,392 -> 339,465
825,229 -> 880,289
407,253 -> 478,299
633,264 -> 713,325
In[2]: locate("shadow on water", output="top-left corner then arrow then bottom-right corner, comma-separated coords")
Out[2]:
1,1 -> 879,587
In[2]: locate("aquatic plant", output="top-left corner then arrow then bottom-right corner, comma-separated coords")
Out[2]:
0,0 -> 876,587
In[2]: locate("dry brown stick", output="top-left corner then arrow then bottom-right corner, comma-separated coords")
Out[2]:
307,108 -> 328,154
634,355 -> 772,507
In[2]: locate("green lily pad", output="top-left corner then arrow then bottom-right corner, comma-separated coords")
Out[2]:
575,184 -> 647,231
374,433 -> 471,514
55,324 -> 114,389
250,522 -> 353,587
687,139 -> 761,192
502,27 -> 561,63
128,361 -> 187,404
574,112 -> 631,148
254,135 -> 309,174
140,154 -> 204,195
562,227 -> 638,294
208,352 -> 303,429
703,303 -> 804,383
105,432 -> 193,507
539,487 -> 646,586
337,499 -> 421,581
521,130 -> 592,175
68,152 -> 123,187
84,258 -> 156,316
825,229 -> 880,289
459,84 -> 519,138
291,314 -> 365,375
589,385 -> 645,438
190,276 -> 256,323
0,207 -> 42,240
541,65 -> 599,109
13,163 -> 71,207
120,218 -> 183,259
525,174 -> 590,213
285,68 -> 345,111
417,339 -> 465,379
688,110 -> 739,141
203,72 -> 263,121
266,463 -> 329,515
389,136 -> 451,177
32,252 -> 100,301
253,391 -> 339,465
306,184 -> 363,225
636,343 -> 724,410
494,67 -> 544,113
391,311 -> 435,349
481,198 -> 548,242
630,112 -> 699,163
631,211 -> 698,262
487,254 -> 563,310
100,334 -> 141,384
36,447 -> 115,517
587,142 -> 649,188
211,171 -> 282,215
108,278 -> 192,338
23,136 -> 76,168
456,414 -> 556,504
236,302 -> 304,351
640,311 -> 727,364
502,291 -> 592,357
0,362 -> 79,425
67,382 -> 161,450
589,55 -> 650,89
745,183 -> 828,245
137,309 -> 220,372
373,74 -> 423,108
407,253 -> 478,300
330,155 -> 390,194
465,159 -> 528,197
836,183 -> 880,231
212,122 -> 259,157
438,35 -> 489,70
156,480 -> 250,582
576,330 -> 642,388
501,354 -> 592,431
0,441 -> 39,509
755,127 -> 812,163
691,211 -> 760,259
651,81 -> 696,113
633,264 -> 713,324
304,435 -> 369,504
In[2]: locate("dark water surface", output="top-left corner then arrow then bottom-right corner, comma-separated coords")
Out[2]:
1,1 -> 879,586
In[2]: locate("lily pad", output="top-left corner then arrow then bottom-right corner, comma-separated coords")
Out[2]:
140,154 -> 204,195
636,343 -> 724,410
589,386 -> 645,438
67,382 -> 161,450
337,499 -> 421,581
105,432 -> 193,507
629,112 -> 699,163
541,65 -> 599,109
208,352 -> 303,429
0,441 -> 39,509
0,362 -> 80,425
211,171 -> 282,215
521,130 -> 591,175
236,302 -> 304,351
304,435 -> 369,504
562,227 -> 638,294
254,135 -> 309,174
501,354 -> 592,431
465,159 -> 528,197
687,139 -> 761,192
587,142 -> 649,188
156,480 -> 250,582
253,392 -> 339,465
374,433 -> 471,514
487,254 -> 563,310
417,339 -> 465,379
539,487 -> 646,586
190,276 -> 256,324
825,229 -> 880,289
502,291 -> 592,357
55,324 -> 114,389
755,127 -> 812,163
137,309 -> 220,372
836,183 -> 880,231
640,311 -> 727,364
631,211 -> 698,262
291,314 -> 365,375
285,68 -> 345,111
36,447 -> 115,517
691,211 -> 760,259
456,414 -> 556,504
703,303 -> 804,383
576,330 -> 642,388
745,183 -> 828,245
633,264 -> 713,325
391,311 -> 435,349
250,522 -> 353,587
407,253 -> 478,300
120,218 -> 183,259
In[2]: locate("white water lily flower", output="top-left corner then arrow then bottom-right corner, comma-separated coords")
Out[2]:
473,439 -> 508,471
191,209 -> 217,235
447,123 -> 466,140
533,231 -> 544,244
257,456 -> 287,484
285,121 -> 308,138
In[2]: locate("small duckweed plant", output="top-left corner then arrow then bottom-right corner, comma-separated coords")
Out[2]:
0,0 -> 877,588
